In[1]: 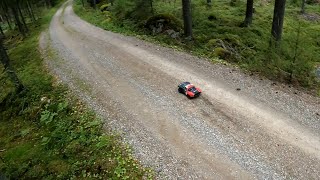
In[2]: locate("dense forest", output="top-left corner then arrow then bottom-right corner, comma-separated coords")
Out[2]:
0,0 -> 58,93
76,0 -> 320,89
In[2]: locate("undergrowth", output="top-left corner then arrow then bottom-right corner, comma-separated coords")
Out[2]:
0,1 -> 152,179
74,0 -> 320,93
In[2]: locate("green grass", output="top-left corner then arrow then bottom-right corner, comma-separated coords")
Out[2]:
74,0 -> 320,92
0,1 -> 153,179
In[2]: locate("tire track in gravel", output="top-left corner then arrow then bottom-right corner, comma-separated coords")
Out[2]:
41,1 -> 320,179
63,4 -> 320,160
47,3 -> 253,179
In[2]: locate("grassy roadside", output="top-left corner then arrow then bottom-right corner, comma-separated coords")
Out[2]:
74,0 -> 320,95
0,2 -> 152,179
73,0 -> 186,51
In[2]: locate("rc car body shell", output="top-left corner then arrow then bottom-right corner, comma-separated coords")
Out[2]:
178,82 -> 202,98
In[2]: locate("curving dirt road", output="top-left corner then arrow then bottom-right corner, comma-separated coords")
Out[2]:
40,1 -> 320,179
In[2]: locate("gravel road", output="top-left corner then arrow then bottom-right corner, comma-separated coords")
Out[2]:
40,1 -> 320,179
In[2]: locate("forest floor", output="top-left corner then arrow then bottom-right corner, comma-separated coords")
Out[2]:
40,1 -> 320,179
0,1 -> 151,179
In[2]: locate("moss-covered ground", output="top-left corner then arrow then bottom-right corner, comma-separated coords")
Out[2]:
0,1 -> 152,179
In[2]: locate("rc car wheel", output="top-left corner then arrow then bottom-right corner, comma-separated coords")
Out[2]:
178,88 -> 183,93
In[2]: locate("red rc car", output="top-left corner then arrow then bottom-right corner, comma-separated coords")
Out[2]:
178,82 -> 202,98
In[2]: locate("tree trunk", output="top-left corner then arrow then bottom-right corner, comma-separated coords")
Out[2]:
0,37 -> 24,92
27,0 -> 36,22
81,0 -> 84,7
1,1 -> 12,30
242,0 -> 253,27
271,0 -> 286,42
4,14 -> 12,30
11,7 -> 26,38
17,1 -> 29,33
46,0 -> 52,8
0,25 -> 4,36
25,6 -> 34,23
93,0 -> 96,9
150,0 -> 154,14
182,0 -> 192,39
28,0 -> 38,20
301,0 -> 305,14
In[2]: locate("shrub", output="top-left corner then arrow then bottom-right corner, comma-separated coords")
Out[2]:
214,47 -> 231,60
306,0 -> 320,4
100,3 -> 111,12
111,0 -> 153,22
145,14 -> 183,33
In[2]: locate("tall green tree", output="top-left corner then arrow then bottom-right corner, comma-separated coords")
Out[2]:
0,0 -> 40,37
271,0 -> 286,42
0,36 -> 24,92
242,0 -> 253,27
11,6 -> 26,37
0,1 -> 12,30
17,0 -> 29,33
182,0 -> 192,38
26,0 -> 36,22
